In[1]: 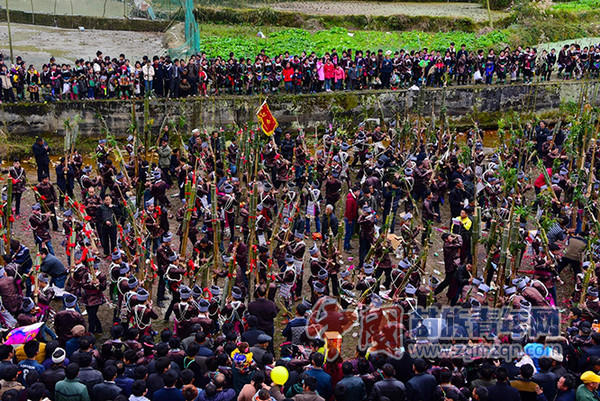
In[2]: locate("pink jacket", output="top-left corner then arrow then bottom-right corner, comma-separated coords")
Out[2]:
316,61 -> 325,81
334,67 -> 345,82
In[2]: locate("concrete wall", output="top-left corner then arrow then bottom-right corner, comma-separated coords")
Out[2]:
1,80 -> 599,139
0,9 -> 170,31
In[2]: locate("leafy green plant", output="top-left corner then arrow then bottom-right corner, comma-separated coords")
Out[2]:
199,26 -> 511,58
552,0 -> 600,12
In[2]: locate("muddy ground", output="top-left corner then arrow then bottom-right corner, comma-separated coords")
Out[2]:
260,1 -> 507,23
0,23 -> 167,67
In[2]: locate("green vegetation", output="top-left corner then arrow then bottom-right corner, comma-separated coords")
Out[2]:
199,26 -> 511,57
185,0 -> 600,58
552,0 -> 600,12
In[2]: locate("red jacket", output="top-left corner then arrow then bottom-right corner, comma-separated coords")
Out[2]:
324,63 -> 335,79
534,168 -> 552,188
345,192 -> 358,221
283,67 -> 294,82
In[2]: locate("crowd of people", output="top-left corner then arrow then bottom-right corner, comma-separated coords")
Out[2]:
0,87 -> 599,401
1,41 -> 600,103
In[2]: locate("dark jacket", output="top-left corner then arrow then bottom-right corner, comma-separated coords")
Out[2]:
247,298 -> 278,334
555,389 -> 575,401
305,368 -> 332,401
32,141 -> 50,164
55,309 -> 85,344
56,164 -> 75,191
240,328 -> 266,347
448,187 -> 466,218
453,264 -> 472,288
338,375 -> 367,401
81,272 -> 107,307
443,236 -> 463,273
12,244 -> 33,275
153,387 -> 185,401
40,365 -> 66,397
321,212 -> 339,238
406,373 -> 437,401
194,388 -> 236,401
77,367 -> 103,396
114,375 -> 134,397
29,213 -> 51,242
35,182 -> 57,205
146,373 -> 165,399
91,381 -> 122,401
532,371 -> 557,401
486,382 -> 522,401
370,377 -> 406,401
98,204 -> 119,227
41,253 -> 67,278
0,275 -> 21,313
422,199 -> 436,223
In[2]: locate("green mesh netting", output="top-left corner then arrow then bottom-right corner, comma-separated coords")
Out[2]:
168,0 -> 201,58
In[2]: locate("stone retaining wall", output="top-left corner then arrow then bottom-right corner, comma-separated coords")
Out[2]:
1,80 -> 598,139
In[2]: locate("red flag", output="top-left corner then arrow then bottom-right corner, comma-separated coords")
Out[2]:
256,101 -> 278,136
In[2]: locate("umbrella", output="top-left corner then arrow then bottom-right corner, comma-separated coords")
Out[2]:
4,322 -> 44,345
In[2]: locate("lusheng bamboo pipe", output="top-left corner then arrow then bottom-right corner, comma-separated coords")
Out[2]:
471,206 -> 481,276
483,219 -> 498,284
493,226 -> 510,306
4,178 -> 12,255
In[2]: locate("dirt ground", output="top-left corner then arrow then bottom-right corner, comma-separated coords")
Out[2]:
4,0 -> 130,19
0,23 -> 167,67
260,1 -> 507,22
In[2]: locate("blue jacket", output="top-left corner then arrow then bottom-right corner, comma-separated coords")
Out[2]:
305,367 -> 332,401
486,382 -> 522,401
153,387 -> 185,401
532,371 -> 557,401
65,338 -> 80,358
555,389 -> 575,401
194,389 -> 236,401
115,375 -> 134,397
41,253 -> 66,278
18,359 -> 45,384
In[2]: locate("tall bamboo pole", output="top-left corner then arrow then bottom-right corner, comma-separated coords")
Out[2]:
179,174 -> 197,258
471,206 -> 481,275
486,0 -> 493,29
5,0 -> 13,65
211,183 -> 220,278
494,226 -> 510,306
246,147 -> 260,301
4,178 -> 12,255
